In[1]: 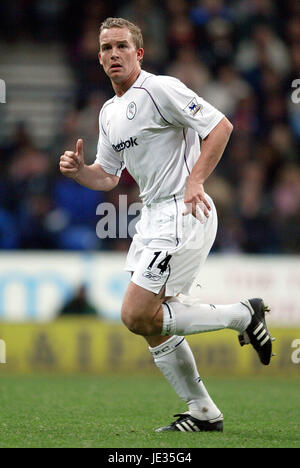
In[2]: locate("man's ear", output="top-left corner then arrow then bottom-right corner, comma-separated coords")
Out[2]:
137,48 -> 144,64
98,52 -> 103,66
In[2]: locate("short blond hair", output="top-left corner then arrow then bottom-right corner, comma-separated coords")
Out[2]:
99,17 -> 144,50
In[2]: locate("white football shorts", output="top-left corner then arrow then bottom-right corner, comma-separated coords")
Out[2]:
125,193 -> 218,297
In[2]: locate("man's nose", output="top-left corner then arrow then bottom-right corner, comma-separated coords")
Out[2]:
111,47 -> 120,58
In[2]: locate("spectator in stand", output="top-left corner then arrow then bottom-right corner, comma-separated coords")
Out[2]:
236,159 -> 279,253
6,137 -> 55,249
166,46 -> 210,96
235,24 -> 291,79
201,63 -> 252,118
52,91 -> 108,166
117,0 -> 168,71
272,164 -> 300,253
232,0 -> 280,38
58,284 -> 100,316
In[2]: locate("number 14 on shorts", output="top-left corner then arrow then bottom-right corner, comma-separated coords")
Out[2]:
147,251 -> 172,275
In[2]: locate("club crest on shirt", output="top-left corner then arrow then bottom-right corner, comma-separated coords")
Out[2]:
184,98 -> 203,117
127,102 -> 137,120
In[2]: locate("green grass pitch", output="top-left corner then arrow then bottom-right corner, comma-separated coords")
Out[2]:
0,375 -> 299,448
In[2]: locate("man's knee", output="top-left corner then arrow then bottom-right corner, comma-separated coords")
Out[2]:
121,304 -> 140,334
121,303 -> 162,336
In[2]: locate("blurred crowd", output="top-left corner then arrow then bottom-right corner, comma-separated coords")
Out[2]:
0,0 -> 299,253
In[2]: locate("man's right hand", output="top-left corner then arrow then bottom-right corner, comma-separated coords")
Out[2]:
60,139 -> 84,179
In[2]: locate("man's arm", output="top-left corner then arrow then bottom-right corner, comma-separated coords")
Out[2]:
183,117 -> 233,220
59,139 -> 119,191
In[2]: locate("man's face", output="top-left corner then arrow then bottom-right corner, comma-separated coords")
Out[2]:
99,27 -> 143,84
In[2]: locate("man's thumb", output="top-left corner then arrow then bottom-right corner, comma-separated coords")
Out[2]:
76,139 -> 84,157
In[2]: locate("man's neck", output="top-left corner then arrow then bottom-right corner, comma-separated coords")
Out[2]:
112,68 -> 142,97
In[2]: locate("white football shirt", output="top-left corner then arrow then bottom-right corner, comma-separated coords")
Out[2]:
95,70 -> 224,205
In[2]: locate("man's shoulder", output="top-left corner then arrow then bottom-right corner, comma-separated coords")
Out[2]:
98,96 -> 117,121
101,96 -> 116,111
138,71 -> 182,91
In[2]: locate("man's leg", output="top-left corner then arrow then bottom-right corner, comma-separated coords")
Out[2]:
122,281 -> 272,366
160,297 -> 273,366
160,299 -> 252,336
147,334 -> 223,424
121,281 -> 273,431
121,281 -> 252,338
121,284 -> 224,431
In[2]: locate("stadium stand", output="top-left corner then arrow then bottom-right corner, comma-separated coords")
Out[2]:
0,0 -> 299,253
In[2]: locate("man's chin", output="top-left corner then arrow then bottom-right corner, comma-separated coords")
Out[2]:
109,71 -> 126,83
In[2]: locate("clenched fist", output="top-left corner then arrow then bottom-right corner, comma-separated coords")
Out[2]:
60,139 -> 84,178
